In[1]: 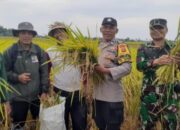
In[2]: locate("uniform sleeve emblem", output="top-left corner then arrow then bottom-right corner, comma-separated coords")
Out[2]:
117,43 -> 131,64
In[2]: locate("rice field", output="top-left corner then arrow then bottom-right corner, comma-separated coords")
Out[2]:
0,37 -> 56,52
0,37 -> 143,130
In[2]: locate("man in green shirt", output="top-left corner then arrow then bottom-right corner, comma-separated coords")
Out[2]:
4,22 -> 49,130
136,18 -> 179,130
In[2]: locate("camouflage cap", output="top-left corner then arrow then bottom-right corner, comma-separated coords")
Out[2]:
150,18 -> 167,28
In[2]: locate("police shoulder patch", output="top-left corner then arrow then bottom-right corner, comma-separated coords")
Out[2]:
117,43 -> 131,64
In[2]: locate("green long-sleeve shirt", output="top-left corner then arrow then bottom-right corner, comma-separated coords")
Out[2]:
3,42 -> 49,102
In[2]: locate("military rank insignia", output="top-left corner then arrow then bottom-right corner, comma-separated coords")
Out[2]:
117,43 -> 131,64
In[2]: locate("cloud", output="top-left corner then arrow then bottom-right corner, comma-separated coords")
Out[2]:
0,0 -> 179,40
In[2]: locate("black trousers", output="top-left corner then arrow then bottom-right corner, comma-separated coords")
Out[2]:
54,87 -> 87,130
93,100 -> 124,130
10,99 -> 40,128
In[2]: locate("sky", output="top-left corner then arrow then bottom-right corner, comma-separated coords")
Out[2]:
0,0 -> 179,40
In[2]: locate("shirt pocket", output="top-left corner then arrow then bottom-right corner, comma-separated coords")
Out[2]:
103,49 -> 117,68
25,55 -> 40,75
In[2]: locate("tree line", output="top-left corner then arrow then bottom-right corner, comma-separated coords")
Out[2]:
0,25 -> 13,36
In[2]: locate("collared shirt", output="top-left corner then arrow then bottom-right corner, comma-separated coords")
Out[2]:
4,42 -> 49,101
94,39 -> 132,102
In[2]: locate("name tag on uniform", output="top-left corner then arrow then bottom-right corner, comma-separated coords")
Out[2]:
31,55 -> 39,63
17,55 -> 22,59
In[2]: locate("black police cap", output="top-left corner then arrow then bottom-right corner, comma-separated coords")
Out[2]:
102,17 -> 117,26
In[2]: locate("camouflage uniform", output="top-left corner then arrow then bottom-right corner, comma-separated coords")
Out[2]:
136,41 -> 179,130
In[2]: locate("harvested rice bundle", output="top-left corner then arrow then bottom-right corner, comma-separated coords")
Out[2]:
40,94 -> 64,108
47,27 -> 104,95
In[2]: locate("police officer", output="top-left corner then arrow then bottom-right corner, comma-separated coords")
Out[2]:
136,18 -> 179,130
4,22 -> 49,130
94,17 -> 132,130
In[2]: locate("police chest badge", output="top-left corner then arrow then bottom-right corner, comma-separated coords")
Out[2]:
31,55 -> 39,63
117,43 -> 131,64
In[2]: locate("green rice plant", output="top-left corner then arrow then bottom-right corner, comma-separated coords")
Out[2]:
0,77 -> 20,130
121,46 -> 142,130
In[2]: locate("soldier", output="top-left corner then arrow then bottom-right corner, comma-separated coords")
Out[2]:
93,17 -> 132,130
4,22 -> 49,130
47,22 -> 87,130
136,18 -> 179,130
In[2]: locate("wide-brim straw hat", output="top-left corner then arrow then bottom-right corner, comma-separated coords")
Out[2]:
48,22 -> 67,36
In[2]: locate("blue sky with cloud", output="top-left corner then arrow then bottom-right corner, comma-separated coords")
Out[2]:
0,0 -> 179,40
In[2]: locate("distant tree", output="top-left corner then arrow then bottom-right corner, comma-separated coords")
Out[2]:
124,37 -> 130,42
0,25 -> 13,36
